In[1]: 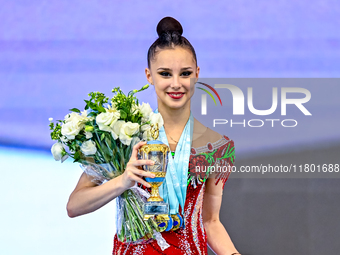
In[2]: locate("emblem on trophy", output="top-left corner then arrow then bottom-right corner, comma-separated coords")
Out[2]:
139,123 -> 170,222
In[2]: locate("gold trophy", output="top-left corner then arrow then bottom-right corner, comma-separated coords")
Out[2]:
139,123 -> 170,222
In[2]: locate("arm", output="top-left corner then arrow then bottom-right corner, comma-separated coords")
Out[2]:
66,141 -> 155,218
202,176 -> 240,254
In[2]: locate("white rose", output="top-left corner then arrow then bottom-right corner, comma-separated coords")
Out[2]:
111,120 -> 125,140
141,124 -> 152,140
149,112 -> 164,130
60,136 -> 69,143
85,131 -> 93,139
141,124 -> 151,132
61,121 -> 83,140
121,122 -> 140,136
51,142 -> 68,162
142,130 -> 152,141
96,111 -> 120,132
64,112 -> 83,123
119,132 -> 133,146
119,122 -> 140,146
140,103 -> 153,122
80,110 -> 88,117
81,110 -> 94,121
80,140 -> 97,156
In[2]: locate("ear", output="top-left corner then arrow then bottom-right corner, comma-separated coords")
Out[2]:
145,67 -> 153,85
194,66 -> 200,83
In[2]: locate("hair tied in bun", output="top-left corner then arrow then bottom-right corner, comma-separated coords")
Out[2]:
147,16 -> 197,68
156,16 -> 183,36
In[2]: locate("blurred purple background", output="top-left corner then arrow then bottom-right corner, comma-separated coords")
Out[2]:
0,0 -> 339,152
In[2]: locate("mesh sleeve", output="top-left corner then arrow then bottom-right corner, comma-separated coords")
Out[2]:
213,138 -> 235,189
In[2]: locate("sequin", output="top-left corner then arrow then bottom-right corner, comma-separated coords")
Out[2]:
113,137 -> 235,254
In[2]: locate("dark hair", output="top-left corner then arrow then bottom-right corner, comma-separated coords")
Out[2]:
147,17 -> 197,68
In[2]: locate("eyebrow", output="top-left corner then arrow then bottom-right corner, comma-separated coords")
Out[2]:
157,67 -> 193,71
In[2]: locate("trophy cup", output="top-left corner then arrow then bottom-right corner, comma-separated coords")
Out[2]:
139,123 -> 170,222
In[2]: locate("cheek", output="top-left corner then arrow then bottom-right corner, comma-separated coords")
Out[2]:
153,83 -> 167,98
154,79 -> 169,91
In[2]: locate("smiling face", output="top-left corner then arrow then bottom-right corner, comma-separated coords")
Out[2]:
145,46 -> 200,112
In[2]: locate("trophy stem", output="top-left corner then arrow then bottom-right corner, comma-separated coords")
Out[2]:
148,182 -> 163,202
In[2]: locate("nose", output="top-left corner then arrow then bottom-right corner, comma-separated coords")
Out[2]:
170,75 -> 181,90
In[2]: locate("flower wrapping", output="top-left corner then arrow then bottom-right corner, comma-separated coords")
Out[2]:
49,85 -> 163,242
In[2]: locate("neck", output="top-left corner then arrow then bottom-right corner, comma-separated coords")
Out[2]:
157,103 -> 190,129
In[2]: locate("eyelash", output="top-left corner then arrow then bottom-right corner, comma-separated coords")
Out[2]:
159,71 -> 192,77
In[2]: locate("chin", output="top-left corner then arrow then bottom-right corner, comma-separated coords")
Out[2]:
166,101 -> 190,110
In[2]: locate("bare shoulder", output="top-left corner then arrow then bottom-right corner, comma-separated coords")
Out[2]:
193,118 -> 227,148
204,127 -> 223,143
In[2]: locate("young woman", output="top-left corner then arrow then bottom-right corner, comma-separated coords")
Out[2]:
67,17 -> 240,255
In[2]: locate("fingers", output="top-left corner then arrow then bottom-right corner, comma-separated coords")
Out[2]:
130,141 -> 147,160
125,168 -> 155,188
135,177 -> 151,188
127,165 -> 156,178
130,159 -> 155,167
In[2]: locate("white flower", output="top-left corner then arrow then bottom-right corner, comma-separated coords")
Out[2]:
60,136 -> 69,143
111,120 -> 125,140
64,112 -> 82,123
80,110 -> 88,117
96,107 -> 120,132
81,110 -> 94,121
49,117 -> 53,122
141,124 -> 151,132
121,122 -> 140,136
141,124 -> 152,141
80,140 -> 97,156
51,142 -> 68,162
142,130 -> 152,141
149,112 -> 164,130
140,103 -> 153,122
62,112 -> 87,140
64,111 -> 90,125
119,122 -> 140,146
61,121 -> 83,140
130,103 -> 140,115
85,131 -> 93,139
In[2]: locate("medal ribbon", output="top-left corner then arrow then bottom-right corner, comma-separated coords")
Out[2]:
155,109 -> 194,215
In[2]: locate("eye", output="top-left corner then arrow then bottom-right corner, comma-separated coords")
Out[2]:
159,71 -> 171,77
181,71 -> 192,76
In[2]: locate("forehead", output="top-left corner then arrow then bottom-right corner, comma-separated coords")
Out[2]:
151,47 -> 195,69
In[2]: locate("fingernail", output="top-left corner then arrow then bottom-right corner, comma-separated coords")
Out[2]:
150,161 -> 155,165
151,174 -> 156,178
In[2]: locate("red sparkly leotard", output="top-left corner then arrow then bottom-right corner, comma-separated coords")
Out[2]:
113,135 -> 235,255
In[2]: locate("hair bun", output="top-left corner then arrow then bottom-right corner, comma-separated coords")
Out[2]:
156,16 -> 183,36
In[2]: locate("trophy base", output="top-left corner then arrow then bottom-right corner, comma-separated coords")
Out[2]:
143,202 -> 169,220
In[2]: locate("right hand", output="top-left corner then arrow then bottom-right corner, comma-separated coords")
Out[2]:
120,141 -> 155,189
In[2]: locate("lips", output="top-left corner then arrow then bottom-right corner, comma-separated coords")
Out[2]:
167,92 -> 184,99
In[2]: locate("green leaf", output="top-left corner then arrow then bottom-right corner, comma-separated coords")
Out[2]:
98,105 -> 106,113
69,108 -> 81,113
100,132 -> 105,141
73,150 -> 81,160
120,110 -> 127,119
88,112 -> 97,117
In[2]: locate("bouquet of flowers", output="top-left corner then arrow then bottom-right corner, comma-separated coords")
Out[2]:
49,85 -> 164,242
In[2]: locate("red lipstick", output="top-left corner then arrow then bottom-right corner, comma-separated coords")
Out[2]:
167,92 -> 184,99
